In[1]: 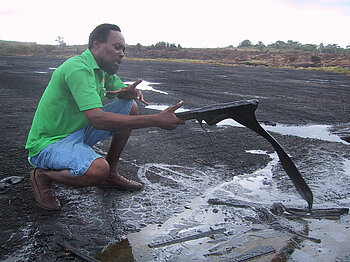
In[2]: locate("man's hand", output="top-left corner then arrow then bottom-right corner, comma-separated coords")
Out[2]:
106,79 -> 149,105
156,101 -> 185,130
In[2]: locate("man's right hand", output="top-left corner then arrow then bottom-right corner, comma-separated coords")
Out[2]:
156,101 -> 185,130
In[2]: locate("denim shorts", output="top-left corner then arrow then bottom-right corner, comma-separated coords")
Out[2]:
29,99 -> 134,176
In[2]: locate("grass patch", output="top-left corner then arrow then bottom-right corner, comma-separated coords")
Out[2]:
125,57 -> 350,75
312,66 -> 350,75
124,57 -> 239,67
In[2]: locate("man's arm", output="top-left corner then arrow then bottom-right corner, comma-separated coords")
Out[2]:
84,101 -> 185,131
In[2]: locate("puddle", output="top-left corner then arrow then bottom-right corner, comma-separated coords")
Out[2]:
145,105 -> 349,145
217,119 -> 349,145
96,151 -> 313,261
291,218 -> 350,262
33,67 -> 56,74
95,239 -> 135,262
95,146 -> 350,261
307,79 -> 330,84
125,193 -> 291,261
218,151 -> 306,206
289,79 -> 331,84
125,81 -> 168,95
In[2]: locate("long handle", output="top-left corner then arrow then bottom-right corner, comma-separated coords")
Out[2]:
230,109 -> 313,210
176,100 -> 313,210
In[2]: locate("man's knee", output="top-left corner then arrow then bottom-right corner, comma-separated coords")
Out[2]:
130,101 -> 139,115
85,158 -> 109,184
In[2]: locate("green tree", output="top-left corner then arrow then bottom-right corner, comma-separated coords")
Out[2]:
268,41 -> 286,49
257,41 -> 265,52
286,40 -> 301,50
323,44 -> 341,54
301,44 -> 317,52
239,39 -> 252,47
155,41 -> 167,49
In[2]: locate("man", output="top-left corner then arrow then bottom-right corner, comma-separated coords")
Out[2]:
25,23 -> 185,211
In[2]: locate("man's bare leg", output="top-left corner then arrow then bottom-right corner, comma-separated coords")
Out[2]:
35,158 -> 110,188
103,101 -> 143,190
30,158 -> 110,210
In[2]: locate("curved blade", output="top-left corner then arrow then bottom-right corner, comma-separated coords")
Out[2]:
176,100 -> 313,210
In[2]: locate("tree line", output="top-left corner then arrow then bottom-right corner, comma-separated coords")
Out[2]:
237,39 -> 350,54
1,37 -> 349,57
131,39 -> 350,55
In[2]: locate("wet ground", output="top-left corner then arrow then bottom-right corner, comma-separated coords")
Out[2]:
0,55 -> 350,261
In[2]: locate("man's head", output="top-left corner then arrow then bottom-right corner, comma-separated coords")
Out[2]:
89,23 -> 125,74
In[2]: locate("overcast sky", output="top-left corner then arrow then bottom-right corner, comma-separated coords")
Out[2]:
1,0 -> 349,48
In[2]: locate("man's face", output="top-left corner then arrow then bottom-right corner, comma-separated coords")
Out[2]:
95,30 -> 126,74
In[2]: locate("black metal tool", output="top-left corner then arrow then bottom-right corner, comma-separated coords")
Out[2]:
176,99 -> 314,210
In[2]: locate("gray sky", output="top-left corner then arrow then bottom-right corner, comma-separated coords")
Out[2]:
1,0 -> 349,48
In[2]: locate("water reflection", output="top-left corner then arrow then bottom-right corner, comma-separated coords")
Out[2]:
125,81 -> 168,95
146,105 -> 348,144
217,119 -> 349,144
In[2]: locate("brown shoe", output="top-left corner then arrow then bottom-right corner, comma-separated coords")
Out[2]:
99,173 -> 143,191
30,169 -> 61,211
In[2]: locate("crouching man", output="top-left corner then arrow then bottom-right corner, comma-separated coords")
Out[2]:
25,23 -> 184,211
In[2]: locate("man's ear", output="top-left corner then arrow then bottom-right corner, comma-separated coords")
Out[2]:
92,39 -> 101,50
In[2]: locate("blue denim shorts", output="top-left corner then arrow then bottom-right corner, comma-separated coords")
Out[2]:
29,99 -> 134,176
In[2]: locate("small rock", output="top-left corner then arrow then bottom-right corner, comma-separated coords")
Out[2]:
0,176 -> 24,191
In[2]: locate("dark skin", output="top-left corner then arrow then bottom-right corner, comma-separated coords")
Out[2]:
34,30 -> 185,192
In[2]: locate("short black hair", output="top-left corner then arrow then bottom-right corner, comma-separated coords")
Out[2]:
88,23 -> 121,49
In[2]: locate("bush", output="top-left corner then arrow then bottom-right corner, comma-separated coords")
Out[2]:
311,55 -> 321,64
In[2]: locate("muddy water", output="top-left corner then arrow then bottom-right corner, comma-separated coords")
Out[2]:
94,145 -> 350,261
123,151 -> 296,261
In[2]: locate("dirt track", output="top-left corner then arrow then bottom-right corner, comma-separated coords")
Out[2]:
0,55 -> 350,261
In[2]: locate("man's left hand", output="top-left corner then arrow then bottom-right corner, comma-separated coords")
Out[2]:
106,79 -> 149,105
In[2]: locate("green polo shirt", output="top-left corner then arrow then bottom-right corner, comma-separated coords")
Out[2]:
25,49 -> 126,157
